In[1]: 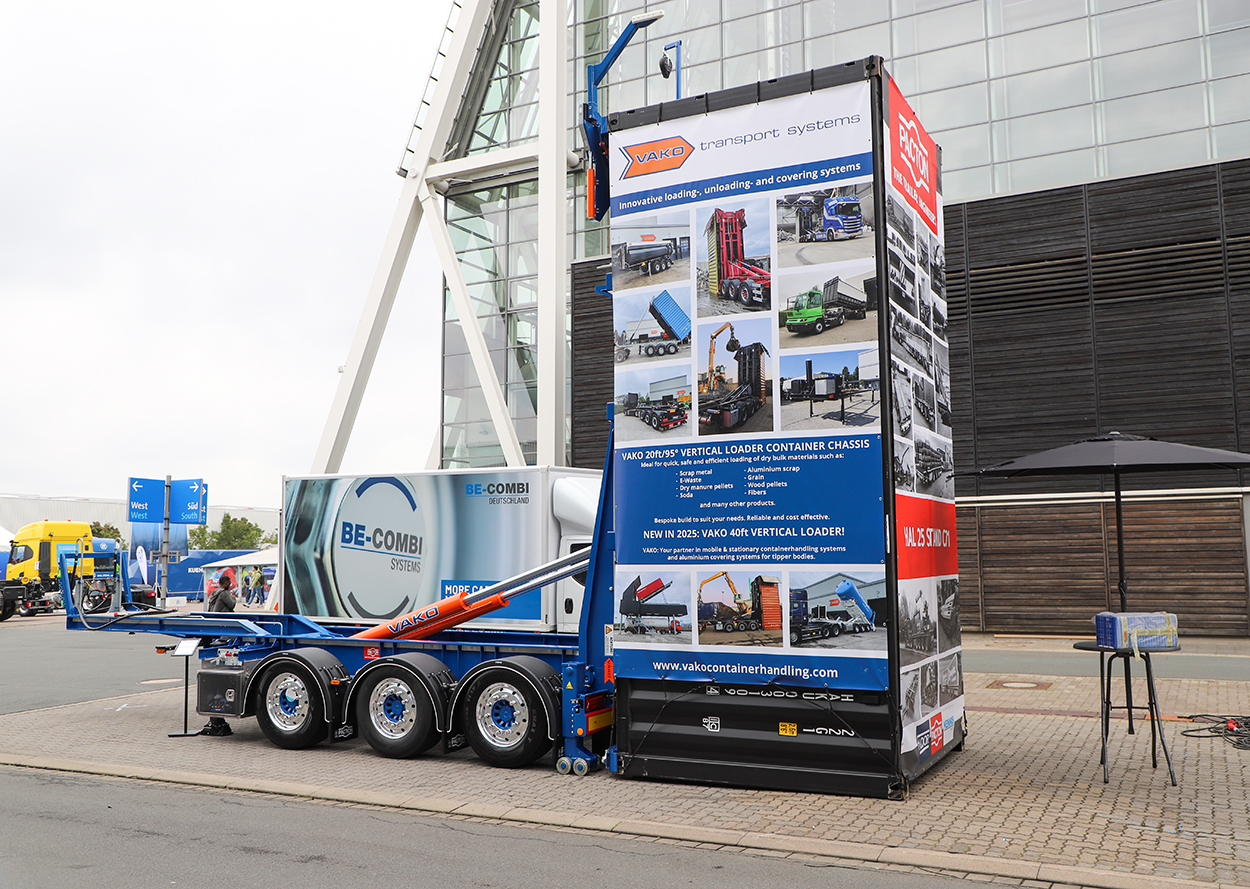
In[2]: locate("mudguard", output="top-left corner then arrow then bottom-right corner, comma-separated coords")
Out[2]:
448,655 -> 562,742
345,652 -> 455,735
244,648 -> 350,729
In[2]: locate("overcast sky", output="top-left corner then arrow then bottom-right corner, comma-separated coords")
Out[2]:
1,1 -> 452,510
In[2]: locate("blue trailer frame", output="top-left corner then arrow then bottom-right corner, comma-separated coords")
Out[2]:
61,442 -> 619,775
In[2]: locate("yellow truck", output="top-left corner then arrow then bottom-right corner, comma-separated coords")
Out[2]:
1,521 -> 93,620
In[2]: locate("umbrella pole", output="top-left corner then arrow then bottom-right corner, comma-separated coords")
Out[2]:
1114,470 -> 1127,612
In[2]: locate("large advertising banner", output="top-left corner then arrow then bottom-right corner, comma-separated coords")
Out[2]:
281,469 -> 586,628
882,75 -> 962,771
610,80 -> 890,692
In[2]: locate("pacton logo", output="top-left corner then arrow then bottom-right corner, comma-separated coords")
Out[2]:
619,136 -> 694,179
896,115 -> 930,196
888,77 -> 938,235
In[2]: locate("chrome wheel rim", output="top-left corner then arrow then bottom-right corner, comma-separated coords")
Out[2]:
475,682 -> 529,749
369,678 -> 417,739
265,672 -> 312,733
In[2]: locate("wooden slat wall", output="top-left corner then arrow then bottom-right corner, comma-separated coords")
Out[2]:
1107,499 -> 1249,634
975,503 -> 1109,634
947,159 -> 1250,636
964,499 -> 1249,636
570,256 -> 614,470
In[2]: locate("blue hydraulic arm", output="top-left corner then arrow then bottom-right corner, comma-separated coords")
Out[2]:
581,11 -> 665,220
557,413 -> 618,775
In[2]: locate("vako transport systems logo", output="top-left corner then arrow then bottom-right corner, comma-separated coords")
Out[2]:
618,135 -> 695,179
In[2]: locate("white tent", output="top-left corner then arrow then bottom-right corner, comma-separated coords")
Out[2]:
198,548 -> 278,569
199,548 -> 279,609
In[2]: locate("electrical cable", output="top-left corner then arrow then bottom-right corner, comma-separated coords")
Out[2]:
1180,714 -> 1250,750
72,576 -> 179,631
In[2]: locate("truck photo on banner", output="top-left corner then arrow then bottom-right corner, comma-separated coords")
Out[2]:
607,58 -> 961,797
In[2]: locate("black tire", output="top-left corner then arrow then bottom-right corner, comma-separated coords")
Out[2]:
0,600 -> 14,622
829,623 -> 841,637
355,666 -> 437,758
737,282 -> 751,306
719,280 -> 731,301
826,229 -> 836,242
813,319 -> 825,334
460,672 -> 550,768
666,343 -> 678,355
643,344 -> 654,357
255,664 -> 328,749
789,629 -> 799,645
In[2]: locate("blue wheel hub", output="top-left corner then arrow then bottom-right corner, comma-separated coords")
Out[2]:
383,694 -> 406,724
491,700 -> 517,731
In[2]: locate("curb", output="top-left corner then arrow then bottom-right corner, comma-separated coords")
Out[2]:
0,753 -> 1233,889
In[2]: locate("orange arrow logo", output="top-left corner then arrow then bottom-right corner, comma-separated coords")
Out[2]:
619,136 -> 694,179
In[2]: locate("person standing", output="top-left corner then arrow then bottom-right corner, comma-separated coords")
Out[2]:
201,574 -> 237,736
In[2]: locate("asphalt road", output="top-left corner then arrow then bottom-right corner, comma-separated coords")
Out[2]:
777,228 -> 876,268
961,647 -> 1250,681
0,766 -> 970,889
0,613 -> 185,715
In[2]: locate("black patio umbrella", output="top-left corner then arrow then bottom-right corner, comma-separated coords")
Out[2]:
971,432 -> 1250,612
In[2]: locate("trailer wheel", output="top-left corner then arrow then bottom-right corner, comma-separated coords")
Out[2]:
813,319 -> 825,334
461,673 -> 550,768
666,342 -> 678,355
355,667 -> 437,758
256,665 -> 328,749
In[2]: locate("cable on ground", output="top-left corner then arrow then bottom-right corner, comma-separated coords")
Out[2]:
1180,714 -> 1250,750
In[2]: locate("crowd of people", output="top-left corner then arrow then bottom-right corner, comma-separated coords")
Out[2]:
210,567 -> 269,607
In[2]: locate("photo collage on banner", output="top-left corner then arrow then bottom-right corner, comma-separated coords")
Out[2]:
883,75 -> 962,766
609,80 -> 891,692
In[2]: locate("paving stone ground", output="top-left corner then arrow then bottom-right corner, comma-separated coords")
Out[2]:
1,635 -> 1247,889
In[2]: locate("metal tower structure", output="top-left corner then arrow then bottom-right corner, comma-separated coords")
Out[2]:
311,0 -> 571,473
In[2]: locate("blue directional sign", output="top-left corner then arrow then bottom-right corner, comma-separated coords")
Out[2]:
128,477 -> 165,523
170,478 -> 207,524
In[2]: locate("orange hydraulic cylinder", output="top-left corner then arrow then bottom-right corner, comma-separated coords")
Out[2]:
350,591 -> 511,642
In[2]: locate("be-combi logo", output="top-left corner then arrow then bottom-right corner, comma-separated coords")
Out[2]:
619,136 -> 695,179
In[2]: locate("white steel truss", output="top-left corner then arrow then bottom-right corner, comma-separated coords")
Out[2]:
312,0 -> 570,474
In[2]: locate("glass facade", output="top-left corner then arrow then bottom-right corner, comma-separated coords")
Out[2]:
438,0 -> 1250,467
442,179 -> 541,467
585,0 -> 1250,199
